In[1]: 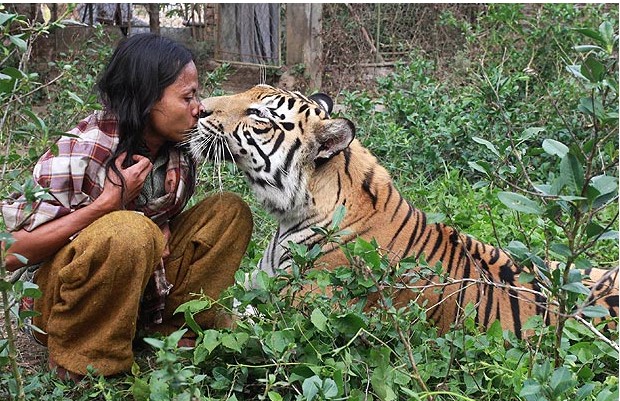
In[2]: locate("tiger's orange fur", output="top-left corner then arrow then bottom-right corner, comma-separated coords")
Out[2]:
189,85 -> 619,337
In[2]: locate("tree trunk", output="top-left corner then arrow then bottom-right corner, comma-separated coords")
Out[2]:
148,4 -> 160,35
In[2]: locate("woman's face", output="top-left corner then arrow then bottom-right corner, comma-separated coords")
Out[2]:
145,61 -> 202,153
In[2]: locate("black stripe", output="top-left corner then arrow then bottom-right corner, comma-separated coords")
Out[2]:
482,284 -> 494,327
509,289 -> 522,336
362,169 -> 378,208
384,185 -> 393,211
402,207 -> 424,258
253,126 -> 272,135
336,171 -> 342,201
426,224 -> 444,262
269,132 -> 285,156
489,247 -> 500,264
284,138 -> 301,170
445,231 -> 462,276
244,132 -> 272,173
388,203 -> 413,249
415,229 -> 433,260
343,148 -> 353,183
276,96 -> 285,108
390,194 -> 405,222
270,227 -> 282,266
499,262 -> 516,284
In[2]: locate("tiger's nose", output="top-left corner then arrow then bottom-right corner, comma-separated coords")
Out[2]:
199,110 -> 212,118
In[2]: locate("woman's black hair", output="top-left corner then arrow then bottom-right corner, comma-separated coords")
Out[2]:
96,33 -> 194,202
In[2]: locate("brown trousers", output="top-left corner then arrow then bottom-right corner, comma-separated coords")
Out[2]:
33,192 -> 252,376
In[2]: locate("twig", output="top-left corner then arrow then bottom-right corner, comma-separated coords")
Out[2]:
344,3 -> 384,63
359,263 -> 432,398
574,315 -> 620,353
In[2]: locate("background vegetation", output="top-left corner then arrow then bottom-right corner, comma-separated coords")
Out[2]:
0,3 -> 618,401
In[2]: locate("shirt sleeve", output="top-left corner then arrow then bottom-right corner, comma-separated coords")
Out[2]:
1,132 -> 111,232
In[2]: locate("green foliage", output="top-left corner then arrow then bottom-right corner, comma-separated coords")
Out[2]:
125,231 -> 618,401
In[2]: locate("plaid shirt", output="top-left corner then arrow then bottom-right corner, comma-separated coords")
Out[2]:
2,112 -> 196,325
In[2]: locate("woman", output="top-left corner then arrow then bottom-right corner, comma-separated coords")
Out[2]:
1,33 -> 253,379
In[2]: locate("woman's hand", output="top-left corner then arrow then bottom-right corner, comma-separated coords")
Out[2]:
93,152 -> 153,212
5,152 -> 153,271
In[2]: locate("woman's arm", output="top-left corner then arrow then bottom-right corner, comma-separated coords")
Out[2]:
4,153 -> 153,271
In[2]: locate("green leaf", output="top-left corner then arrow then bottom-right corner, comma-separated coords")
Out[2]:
518,272 -> 535,283
0,280 -> 12,291
534,184 -> 556,196
22,282 -> 42,299
549,367 -> 576,397
551,240 -> 575,258
311,308 -> 328,332
486,320 -> 503,341
581,56 -> 605,83
560,154 -> 584,192
582,305 -> 610,318
331,204 -> 347,229
575,383 -> 595,401
130,377 -> 150,401
558,195 -> 586,202
332,312 -> 366,335
267,392 -> 283,401
265,330 -> 294,354
521,127 -> 545,140
562,282 -> 590,295
302,376 -> 322,401
573,27 -> 604,44
519,379 -> 542,398
472,136 -> 500,157
573,45 -> 604,52
597,230 -> 619,241
468,161 -> 490,175
578,97 -> 604,118
22,108 -> 47,133
66,90 -> 85,106
598,21 -> 614,50
425,212 -> 445,224
566,64 -> 587,81
143,337 -> 165,349
174,299 -> 212,315
9,35 -> 27,52
201,329 -> 220,354
542,138 -> 569,158
221,332 -> 249,352
506,240 -> 529,259
498,192 -> 542,215
0,12 -> 17,27
322,378 -> 338,398
590,175 -> 617,196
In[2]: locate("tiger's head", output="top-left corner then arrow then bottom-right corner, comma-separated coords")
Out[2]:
188,84 -> 355,222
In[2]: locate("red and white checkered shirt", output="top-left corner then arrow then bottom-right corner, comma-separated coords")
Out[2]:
2,111 -> 196,325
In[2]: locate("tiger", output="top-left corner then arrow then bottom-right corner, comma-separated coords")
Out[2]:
187,84 -> 619,338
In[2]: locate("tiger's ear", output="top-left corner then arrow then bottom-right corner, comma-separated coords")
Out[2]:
309,93 -> 333,115
315,118 -> 355,160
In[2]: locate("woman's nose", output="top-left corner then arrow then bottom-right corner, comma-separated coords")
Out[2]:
192,98 -> 204,117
